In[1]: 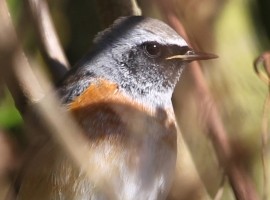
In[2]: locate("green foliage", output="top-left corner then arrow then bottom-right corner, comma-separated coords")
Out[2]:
7,0 -> 23,22
0,89 -> 22,129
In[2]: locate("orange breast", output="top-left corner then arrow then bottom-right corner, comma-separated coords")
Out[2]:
68,78 -> 177,148
19,79 -> 178,200
69,79 -> 120,110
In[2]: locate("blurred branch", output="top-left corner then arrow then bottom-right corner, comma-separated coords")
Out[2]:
24,0 -> 70,83
0,1 -> 116,199
0,130 -> 20,200
156,1 -> 259,200
96,0 -> 141,28
213,173 -> 226,200
0,0 -> 44,113
254,52 -> 270,200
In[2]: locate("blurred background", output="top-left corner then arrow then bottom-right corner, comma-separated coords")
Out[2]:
1,0 -> 270,199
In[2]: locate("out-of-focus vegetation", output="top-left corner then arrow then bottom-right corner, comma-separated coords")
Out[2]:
212,0 -> 265,145
206,0 -> 269,196
171,0 -> 269,198
0,1 -> 23,131
1,0 -> 270,199
0,91 -> 21,129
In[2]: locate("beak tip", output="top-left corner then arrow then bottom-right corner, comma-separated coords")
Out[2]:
205,53 -> 219,60
166,52 -> 218,61
192,52 -> 218,61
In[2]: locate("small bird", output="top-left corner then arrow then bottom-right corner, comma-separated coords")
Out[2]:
18,16 -> 216,200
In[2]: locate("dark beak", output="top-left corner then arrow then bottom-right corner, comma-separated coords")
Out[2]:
166,49 -> 218,61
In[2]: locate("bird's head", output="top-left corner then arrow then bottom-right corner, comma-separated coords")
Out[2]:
60,16 -> 216,107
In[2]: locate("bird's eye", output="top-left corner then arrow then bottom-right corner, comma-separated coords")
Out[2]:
143,42 -> 162,58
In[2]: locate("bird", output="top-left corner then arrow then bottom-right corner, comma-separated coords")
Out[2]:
17,16 -> 216,200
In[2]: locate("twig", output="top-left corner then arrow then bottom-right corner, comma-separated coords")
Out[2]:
0,1 -> 117,199
0,130 -> 20,200
156,1 -> 259,200
254,52 -> 270,200
0,0 -> 44,113
24,0 -> 70,83
96,0 -> 141,28
213,172 -> 226,200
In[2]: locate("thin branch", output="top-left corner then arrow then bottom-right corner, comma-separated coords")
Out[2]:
0,1 -> 116,198
156,1 -> 259,200
0,0 -> 44,113
0,130 -> 20,200
96,0 -> 141,28
24,0 -> 70,83
254,52 -> 270,200
214,172 -> 226,200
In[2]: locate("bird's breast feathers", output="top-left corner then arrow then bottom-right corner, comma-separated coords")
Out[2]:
68,78 -> 177,143
19,78 -> 178,200
68,78 -> 178,199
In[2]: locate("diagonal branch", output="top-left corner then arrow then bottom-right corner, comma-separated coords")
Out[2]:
24,0 -> 70,83
156,1 -> 259,200
254,52 -> 270,200
0,1 -> 117,199
0,0 -> 44,113
96,0 -> 141,28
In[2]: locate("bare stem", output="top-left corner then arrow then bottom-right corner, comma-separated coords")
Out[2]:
0,1 -> 116,198
0,0 -> 44,113
254,52 -> 270,200
24,0 -> 70,82
96,0 -> 141,28
156,1 -> 259,200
